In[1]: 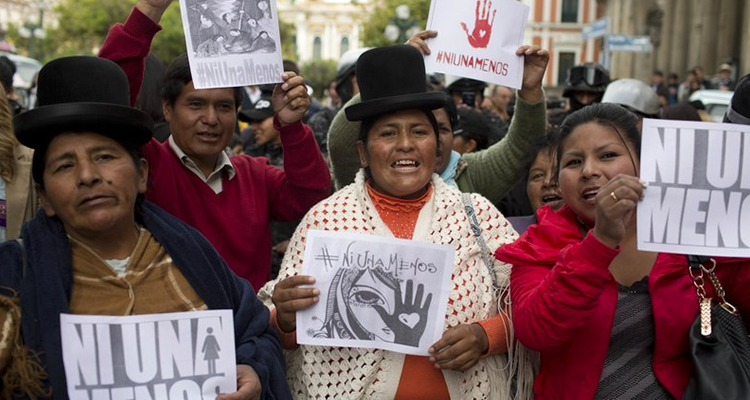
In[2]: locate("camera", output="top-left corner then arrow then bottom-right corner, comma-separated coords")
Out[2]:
461,91 -> 476,108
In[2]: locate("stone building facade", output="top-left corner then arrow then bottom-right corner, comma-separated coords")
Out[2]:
602,0 -> 748,82
278,0 -> 371,63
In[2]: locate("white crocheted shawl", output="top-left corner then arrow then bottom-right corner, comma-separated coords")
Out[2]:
258,171 -> 535,400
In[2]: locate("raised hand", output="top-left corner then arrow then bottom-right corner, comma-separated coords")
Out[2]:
460,0 -> 497,49
515,45 -> 549,102
373,280 -> 432,347
272,72 -> 311,127
405,30 -> 438,56
135,0 -> 174,23
593,174 -> 647,248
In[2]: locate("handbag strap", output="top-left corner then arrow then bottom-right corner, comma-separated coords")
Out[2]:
687,254 -> 739,336
461,193 -> 500,292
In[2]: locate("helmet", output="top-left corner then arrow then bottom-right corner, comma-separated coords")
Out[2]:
601,78 -> 661,116
335,47 -> 371,104
562,63 -> 611,97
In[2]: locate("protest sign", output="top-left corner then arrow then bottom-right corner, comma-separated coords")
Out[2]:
60,310 -> 236,400
638,119 -> 750,256
297,230 -> 454,356
179,0 -> 283,89
423,0 -> 529,89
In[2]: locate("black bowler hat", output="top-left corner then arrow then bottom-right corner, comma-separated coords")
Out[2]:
345,45 -> 447,121
14,56 -> 154,149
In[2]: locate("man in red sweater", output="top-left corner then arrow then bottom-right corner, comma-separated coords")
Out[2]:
99,0 -> 331,291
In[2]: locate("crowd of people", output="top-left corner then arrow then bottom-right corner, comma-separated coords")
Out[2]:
0,0 -> 749,399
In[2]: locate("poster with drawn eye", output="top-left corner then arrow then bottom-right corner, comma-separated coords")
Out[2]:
60,310 -> 236,400
179,0 -> 283,89
423,0 -> 529,89
638,119 -> 750,256
297,230 -> 454,356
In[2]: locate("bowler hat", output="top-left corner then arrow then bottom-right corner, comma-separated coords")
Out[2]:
345,45 -> 447,121
14,56 -> 153,149
724,73 -> 750,125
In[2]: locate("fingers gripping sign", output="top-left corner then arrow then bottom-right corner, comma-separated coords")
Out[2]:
273,71 -> 311,127
272,275 -> 319,333
460,0 -> 497,48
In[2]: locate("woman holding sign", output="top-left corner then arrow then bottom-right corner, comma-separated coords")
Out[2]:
0,57 -> 291,400
257,45 -> 537,400
496,103 -> 750,399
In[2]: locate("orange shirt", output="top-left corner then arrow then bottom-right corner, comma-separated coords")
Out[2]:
366,182 -> 451,400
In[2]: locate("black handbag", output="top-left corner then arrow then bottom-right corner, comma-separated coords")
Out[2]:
683,255 -> 750,400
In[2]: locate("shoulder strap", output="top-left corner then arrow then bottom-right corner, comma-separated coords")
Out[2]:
461,193 -> 500,292
16,239 -> 26,279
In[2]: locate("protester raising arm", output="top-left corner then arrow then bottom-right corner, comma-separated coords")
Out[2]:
405,30 -> 549,204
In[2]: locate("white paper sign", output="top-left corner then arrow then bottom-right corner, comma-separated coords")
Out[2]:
179,0 -> 284,89
297,230 -> 454,356
424,0 -> 529,89
60,310 -> 236,400
638,118 -> 750,256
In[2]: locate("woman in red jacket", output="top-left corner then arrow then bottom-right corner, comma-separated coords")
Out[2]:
496,103 -> 750,400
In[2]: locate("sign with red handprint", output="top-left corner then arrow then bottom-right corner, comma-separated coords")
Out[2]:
424,0 -> 529,88
461,0 -> 497,48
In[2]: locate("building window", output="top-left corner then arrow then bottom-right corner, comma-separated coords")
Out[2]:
557,52 -> 576,86
313,36 -> 322,60
340,37 -> 350,56
561,0 -> 578,23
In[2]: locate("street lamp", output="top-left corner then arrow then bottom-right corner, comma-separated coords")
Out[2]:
384,5 -> 421,44
17,0 -> 46,59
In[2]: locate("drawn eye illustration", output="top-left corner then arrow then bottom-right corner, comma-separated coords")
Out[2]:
349,285 -> 386,308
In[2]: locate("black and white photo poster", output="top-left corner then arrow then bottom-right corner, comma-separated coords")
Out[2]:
297,230 -> 454,356
179,0 -> 283,89
638,118 -> 750,256
60,310 -> 236,400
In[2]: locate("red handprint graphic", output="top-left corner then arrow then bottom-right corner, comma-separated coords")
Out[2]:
460,0 -> 497,49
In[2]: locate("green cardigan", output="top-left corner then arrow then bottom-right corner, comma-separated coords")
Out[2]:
326,92 -> 547,204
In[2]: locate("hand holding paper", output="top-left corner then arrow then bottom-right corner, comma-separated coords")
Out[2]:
593,174 -> 646,248
272,275 -> 319,332
274,72 -> 311,127
429,323 -> 489,371
217,365 -> 261,400
405,30 -> 438,55
516,45 -> 548,102
136,0 -> 173,22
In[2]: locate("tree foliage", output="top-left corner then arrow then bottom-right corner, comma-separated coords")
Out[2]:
301,59 -> 336,99
360,0 -> 430,48
279,18 -> 297,61
7,0 -> 186,63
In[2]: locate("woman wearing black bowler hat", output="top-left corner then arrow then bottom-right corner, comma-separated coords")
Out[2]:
0,56 -> 291,400
257,45 -> 536,399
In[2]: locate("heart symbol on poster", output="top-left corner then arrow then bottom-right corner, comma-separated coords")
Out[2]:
399,313 -> 420,329
479,29 -> 487,37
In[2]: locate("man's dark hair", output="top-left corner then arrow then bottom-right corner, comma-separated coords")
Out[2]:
653,70 -> 664,77
162,54 -> 242,108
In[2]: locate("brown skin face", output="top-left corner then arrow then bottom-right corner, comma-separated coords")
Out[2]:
163,82 -> 237,176
558,122 -> 639,226
357,109 -> 438,200
526,149 -> 563,211
432,108 -> 453,174
250,116 -> 279,146
39,132 -> 148,257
